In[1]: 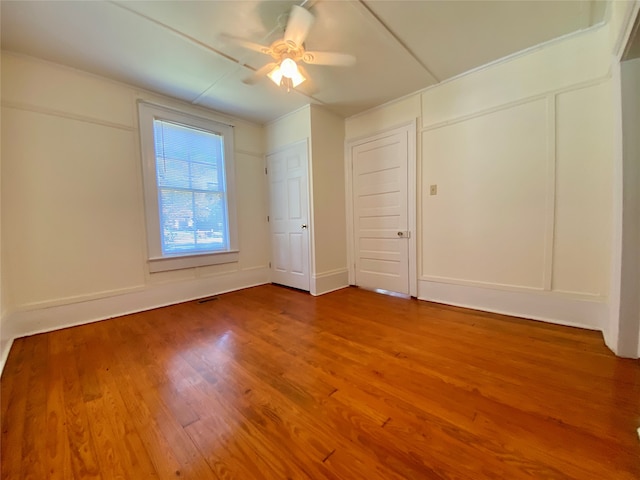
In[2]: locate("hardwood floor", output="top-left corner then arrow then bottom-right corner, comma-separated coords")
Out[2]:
1,284 -> 639,479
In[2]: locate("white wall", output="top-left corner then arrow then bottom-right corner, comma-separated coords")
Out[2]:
0,53 -> 270,360
346,25 -> 615,332
346,95 -> 421,140
422,98 -> 550,290
265,105 -> 311,153
308,105 -> 348,294
606,0 -> 640,358
554,83 -> 613,297
617,57 -> 640,357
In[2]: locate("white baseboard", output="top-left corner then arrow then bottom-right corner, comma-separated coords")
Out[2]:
311,269 -> 349,296
3,267 -> 270,345
0,337 -> 14,379
418,279 -> 607,331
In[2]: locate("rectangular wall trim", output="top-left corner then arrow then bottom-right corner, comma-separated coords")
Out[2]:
418,279 -> 607,331
1,267 -> 270,348
420,76 -> 610,133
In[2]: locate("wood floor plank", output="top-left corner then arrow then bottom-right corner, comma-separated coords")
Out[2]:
2,284 -> 639,479
104,320 -> 217,479
20,334 -> 49,480
1,339 -> 31,480
231,288 -> 638,441
239,295 -> 637,478
81,323 -> 160,480
58,340 -> 103,480
202,286 -> 640,478
143,315 -> 340,480
45,330 -> 74,480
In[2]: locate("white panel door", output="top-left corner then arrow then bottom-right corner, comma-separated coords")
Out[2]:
352,131 -> 410,294
267,141 -> 310,291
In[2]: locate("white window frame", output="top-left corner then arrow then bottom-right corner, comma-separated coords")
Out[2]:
138,101 -> 238,273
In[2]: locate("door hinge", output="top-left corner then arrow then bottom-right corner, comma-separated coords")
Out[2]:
267,215 -> 270,222
269,261 -> 271,268
265,167 -> 268,174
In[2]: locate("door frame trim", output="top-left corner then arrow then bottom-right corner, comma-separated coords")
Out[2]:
345,120 -> 418,297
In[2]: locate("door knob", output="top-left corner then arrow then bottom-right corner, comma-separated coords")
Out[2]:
301,224 -> 308,229
397,231 -> 403,237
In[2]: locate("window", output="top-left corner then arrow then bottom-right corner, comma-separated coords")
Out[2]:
138,102 -> 238,272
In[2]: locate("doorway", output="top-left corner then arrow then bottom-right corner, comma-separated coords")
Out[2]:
347,122 -> 416,296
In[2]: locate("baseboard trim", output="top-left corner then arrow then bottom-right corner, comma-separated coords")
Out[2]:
418,279 -> 607,331
3,267 -> 271,343
0,337 -> 14,379
311,269 -> 349,296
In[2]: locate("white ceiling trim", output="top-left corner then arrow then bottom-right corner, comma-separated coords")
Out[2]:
356,0 -> 440,82
264,102 -> 312,127
617,1 -> 640,60
108,1 -> 238,64
432,21 -> 607,90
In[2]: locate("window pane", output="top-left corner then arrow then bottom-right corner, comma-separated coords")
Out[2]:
191,163 -> 219,191
156,158 -> 219,191
156,158 -> 190,189
158,190 -> 228,254
190,134 -> 223,165
154,120 -> 227,256
154,120 -> 223,165
194,192 -> 227,250
159,189 -> 196,254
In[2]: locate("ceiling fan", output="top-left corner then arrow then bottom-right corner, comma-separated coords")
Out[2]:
222,5 -> 356,92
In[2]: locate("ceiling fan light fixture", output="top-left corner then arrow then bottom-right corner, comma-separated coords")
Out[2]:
280,57 -> 298,78
230,4 -> 355,92
289,68 -> 306,88
267,61 -> 306,91
267,66 -> 283,86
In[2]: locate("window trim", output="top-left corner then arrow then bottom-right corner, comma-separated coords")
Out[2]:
138,101 -> 239,272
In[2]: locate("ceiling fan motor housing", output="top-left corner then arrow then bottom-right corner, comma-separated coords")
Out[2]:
270,39 -> 305,62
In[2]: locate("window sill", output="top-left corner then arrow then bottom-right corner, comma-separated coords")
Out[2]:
148,250 -> 239,273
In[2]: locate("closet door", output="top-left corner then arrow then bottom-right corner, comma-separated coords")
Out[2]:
351,127 -> 411,295
267,140 -> 310,291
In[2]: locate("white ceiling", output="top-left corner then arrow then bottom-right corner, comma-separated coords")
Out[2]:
1,0 -> 607,124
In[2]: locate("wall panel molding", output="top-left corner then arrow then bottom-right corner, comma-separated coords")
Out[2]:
418,279 -> 607,331
1,267 -> 270,346
420,76 -> 610,133
1,100 -> 136,131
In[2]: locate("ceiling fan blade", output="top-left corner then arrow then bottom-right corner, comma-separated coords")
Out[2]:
284,5 -> 315,46
302,51 -> 356,66
220,33 -> 272,56
243,62 -> 277,85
